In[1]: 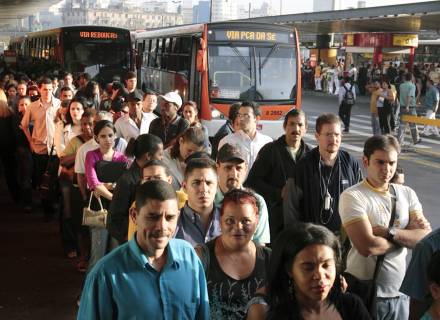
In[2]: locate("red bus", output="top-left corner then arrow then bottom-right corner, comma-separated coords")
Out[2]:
135,21 -> 301,138
10,26 -> 133,85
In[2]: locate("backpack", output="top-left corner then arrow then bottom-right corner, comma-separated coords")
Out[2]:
343,84 -> 355,105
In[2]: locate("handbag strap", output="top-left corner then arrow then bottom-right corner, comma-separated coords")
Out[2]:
371,184 -> 397,282
88,193 -> 104,211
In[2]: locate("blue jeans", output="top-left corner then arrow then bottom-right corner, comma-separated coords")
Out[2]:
397,108 -> 419,144
375,295 -> 409,320
371,113 -> 381,135
87,227 -> 109,273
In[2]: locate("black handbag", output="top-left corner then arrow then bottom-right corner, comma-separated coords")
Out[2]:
343,185 -> 397,318
38,143 -> 58,200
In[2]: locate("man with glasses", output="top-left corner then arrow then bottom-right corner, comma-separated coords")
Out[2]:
218,101 -> 272,175
149,91 -> 189,148
283,113 -> 362,234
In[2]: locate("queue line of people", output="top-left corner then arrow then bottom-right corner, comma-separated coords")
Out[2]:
0,69 -> 438,320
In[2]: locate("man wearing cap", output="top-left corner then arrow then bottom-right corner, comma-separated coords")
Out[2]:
149,91 -> 190,148
114,91 -> 151,142
215,143 -> 271,245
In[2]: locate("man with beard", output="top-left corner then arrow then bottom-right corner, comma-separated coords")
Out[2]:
175,157 -> 220,246
78,180 -> 209,319
149,91 -> 189,148
215,143 -> 270,245
245,109 -> 310,239
218,101 -> 272,176
283,113 -> 362,234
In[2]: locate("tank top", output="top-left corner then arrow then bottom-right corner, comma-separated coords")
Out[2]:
204,238 -> 271,320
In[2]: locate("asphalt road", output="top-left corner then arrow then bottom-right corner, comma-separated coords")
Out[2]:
301,92 -> 440,229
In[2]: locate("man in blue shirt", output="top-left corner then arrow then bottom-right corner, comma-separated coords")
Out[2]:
78,180 -> 210,320
421,79 -> 440,137
397,72 -> 421,145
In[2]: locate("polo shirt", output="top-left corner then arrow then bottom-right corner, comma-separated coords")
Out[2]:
400,229 -> 440,308
214,189 -> 270,245
20,97 -> 61,155
399,81 -> 417,108
78,237 -> 210,320
218,130 -> 272,175
175,203 -> 221,246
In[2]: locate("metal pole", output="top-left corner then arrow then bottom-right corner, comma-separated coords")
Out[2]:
209,0 -> 212,22
249,3 -> 251,18
280,0 -> 282,15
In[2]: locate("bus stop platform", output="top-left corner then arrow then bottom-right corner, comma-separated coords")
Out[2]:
0,175 -> 82,320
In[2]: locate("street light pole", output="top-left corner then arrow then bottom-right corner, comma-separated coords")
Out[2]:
209,0 -> 212,22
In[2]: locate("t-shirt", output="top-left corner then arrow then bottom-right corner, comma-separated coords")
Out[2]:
339,179 -> 423,298
201,239 -> 271,320
399,81 -> 416,108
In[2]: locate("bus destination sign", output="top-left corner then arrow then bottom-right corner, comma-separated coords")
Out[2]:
79,31 -> 118,39
212,30 -> 292,43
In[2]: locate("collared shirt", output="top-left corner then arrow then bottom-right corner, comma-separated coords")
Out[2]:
175,203 -> 221,246
399,81 -> 417,108
114,112 -> 157,142
214,189 -> 270,245
78,237 -> 210,320
218,130 -> 272,175
20,97 -> 61,155
424,86 -> 440,111
54,122 -> 82,157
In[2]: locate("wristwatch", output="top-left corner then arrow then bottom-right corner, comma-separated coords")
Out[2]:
386,227 -> 398,243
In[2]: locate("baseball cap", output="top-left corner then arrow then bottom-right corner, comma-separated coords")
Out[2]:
128,90 -> 143,102
160,91 -> 182,108
217,144 -> 246,163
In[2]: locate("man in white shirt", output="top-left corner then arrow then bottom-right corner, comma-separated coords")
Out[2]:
142,89 -> 158,129
114,91 -> 153,142
348,63 -> 358,83
340,135 -> 431,320
218,101 -> 272,174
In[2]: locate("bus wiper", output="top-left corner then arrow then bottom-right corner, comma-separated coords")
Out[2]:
261,43 -> 279,69
258,51 -> 262,86
230,45 -> 250,70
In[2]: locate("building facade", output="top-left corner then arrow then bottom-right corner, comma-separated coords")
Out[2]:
62,7 -> 183,29
211,0 -> 238,22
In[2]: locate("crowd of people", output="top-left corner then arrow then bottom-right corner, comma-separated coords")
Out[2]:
303,60 -> 440,146
0,67 -> 439,320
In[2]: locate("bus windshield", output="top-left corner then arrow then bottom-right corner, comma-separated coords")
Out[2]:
64,42 -> 131,82
208,44 -> 296,102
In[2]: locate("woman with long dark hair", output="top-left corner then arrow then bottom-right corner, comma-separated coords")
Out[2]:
162,125 -> 206,190
265,224 -> 370,320
377,79 -> 396,134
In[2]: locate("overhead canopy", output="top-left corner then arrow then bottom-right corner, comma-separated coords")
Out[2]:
242,1 -> 440,35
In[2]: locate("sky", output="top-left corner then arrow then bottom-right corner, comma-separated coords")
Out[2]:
51,0 -> 435,15
238,0 -> 436,14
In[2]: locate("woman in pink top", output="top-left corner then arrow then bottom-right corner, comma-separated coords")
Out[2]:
85,120 -> 128,201
84,120 -> 128,275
